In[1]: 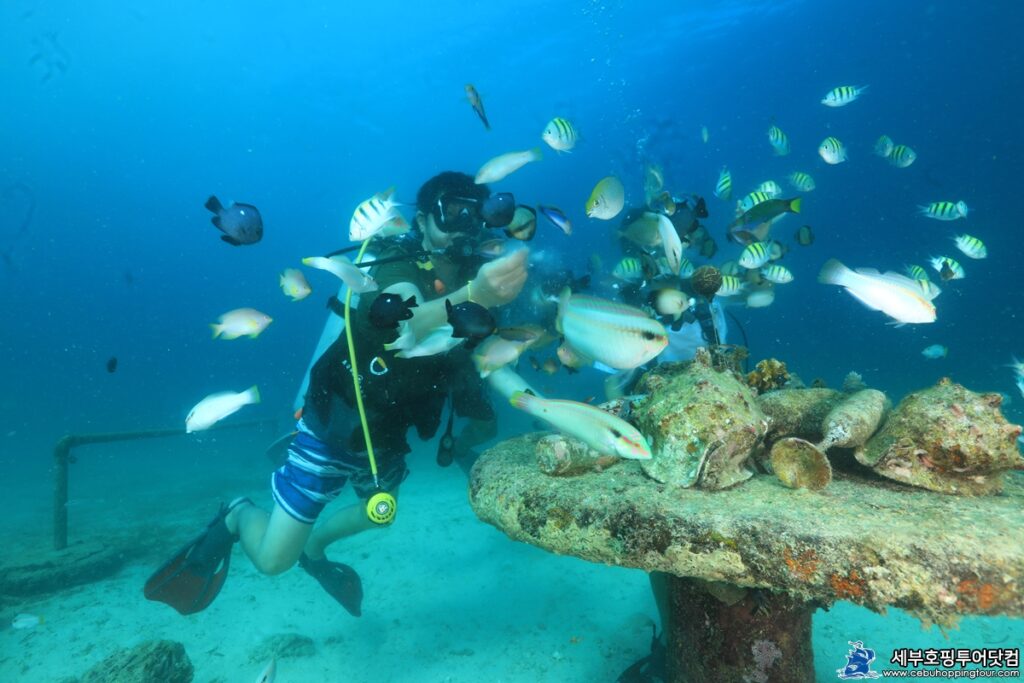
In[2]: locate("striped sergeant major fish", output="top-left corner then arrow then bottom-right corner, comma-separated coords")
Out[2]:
919,201 -> 968,221
821,85 -> 868,107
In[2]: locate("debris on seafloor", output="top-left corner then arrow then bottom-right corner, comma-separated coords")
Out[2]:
856,378 -> 1024,495
536,433 -> 621,477
758,388 -> 843,443
634,347 -> 767,490
817,389 -> 890,451
746,358 -> 790,394
770,437 -> 833,490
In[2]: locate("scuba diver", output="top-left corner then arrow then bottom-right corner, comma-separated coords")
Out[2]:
144,171 -> 528,617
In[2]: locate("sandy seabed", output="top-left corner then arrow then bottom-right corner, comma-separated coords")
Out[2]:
1,440 -> 1021,682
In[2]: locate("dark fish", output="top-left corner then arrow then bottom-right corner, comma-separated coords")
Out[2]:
446,299 -> 495,349
537,204 -> 572,235
106,356 -> 118,373
481,192 -> 515,227
795,225 -> 815,246
205,195 -> 263,246
465,84 -> 490,130
729,197 -> 802,229
369,293 -> 418,329
504,205 -> 537,241
538,270 -> 590,297
699,237 -> 718,259
939,261 -> 955,281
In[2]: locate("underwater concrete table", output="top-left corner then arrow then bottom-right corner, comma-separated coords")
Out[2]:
469,433 -> 1024,682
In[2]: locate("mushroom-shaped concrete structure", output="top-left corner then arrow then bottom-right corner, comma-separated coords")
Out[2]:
469,433 -> 1024,682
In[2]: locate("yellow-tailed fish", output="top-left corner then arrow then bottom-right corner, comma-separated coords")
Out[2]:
465,84 -> 489,130
475,148 -> 542,184
557,289 -> 667,370
186,386 -> 260,433
717,275 -> 744,297
210,308 -> 273,340
648,190 -> 676,216
888,144 -> 916,168
819,136 -> 847,164
738,190 -> 774,213
585,175 -> 625,220
542,117 -> 579,152
930,256 -> 965,280
730,197 -> 801,229
739,242 -> 772,269
279,268 -> 312,302
714,167 -> 732,201
761,264 -> 793,284
656,213 -> 683,275
302,255 -> 378,293
874,135 -> 895,158
818,259 -> 936,324
917,278 -> 942,299
612,257 -> 645,283
821,85 -> 868,107
509,391 -> 652,460
349,187 -> 400,241
954,234 -> 986,259
677,257 -> 695,279
768,124 -> 790,155
919,201 -> 968,220
787,172 -> 815,192
905,264 -> 929,280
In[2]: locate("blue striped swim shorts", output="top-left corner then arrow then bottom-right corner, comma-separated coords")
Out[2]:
271,420 -> 408,524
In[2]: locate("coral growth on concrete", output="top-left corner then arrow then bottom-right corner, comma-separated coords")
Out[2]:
634,348 -> 767,489
746,358 -> 790,394
857,378 -> 1024,495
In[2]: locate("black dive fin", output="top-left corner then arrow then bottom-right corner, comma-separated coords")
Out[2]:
143,499 -> 247,615
220,234 -> 241,246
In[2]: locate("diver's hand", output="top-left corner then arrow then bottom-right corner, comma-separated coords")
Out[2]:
471,249 -> 528,308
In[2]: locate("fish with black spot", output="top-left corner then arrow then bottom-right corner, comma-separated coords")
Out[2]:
368,292 -> 418,329
446,299 -> 496,349
204,195 -> 263,246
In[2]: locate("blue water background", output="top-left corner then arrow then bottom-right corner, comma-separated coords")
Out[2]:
0,0 -> 1021,675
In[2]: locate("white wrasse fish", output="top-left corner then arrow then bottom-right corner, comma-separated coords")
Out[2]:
510,391 -> 652,460
254,659 -> 276,683
472,335 -> 528,378
302,255 -> 378,293
210,308 -> 273,340
186,386 -> 260,433
475,148 -> 542,184
557,289 -> 667,369
818,258 -> 936,324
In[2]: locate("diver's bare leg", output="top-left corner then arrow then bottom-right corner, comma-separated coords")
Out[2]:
303,487 -> 401,559
226,501 -> 312,575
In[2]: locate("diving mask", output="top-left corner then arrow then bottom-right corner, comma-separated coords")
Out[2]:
434,191 -> 516,233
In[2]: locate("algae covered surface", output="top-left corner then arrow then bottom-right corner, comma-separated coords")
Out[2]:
470,433 -> 1024,624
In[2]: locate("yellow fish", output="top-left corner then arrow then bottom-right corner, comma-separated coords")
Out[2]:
585,175 -> 625,220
